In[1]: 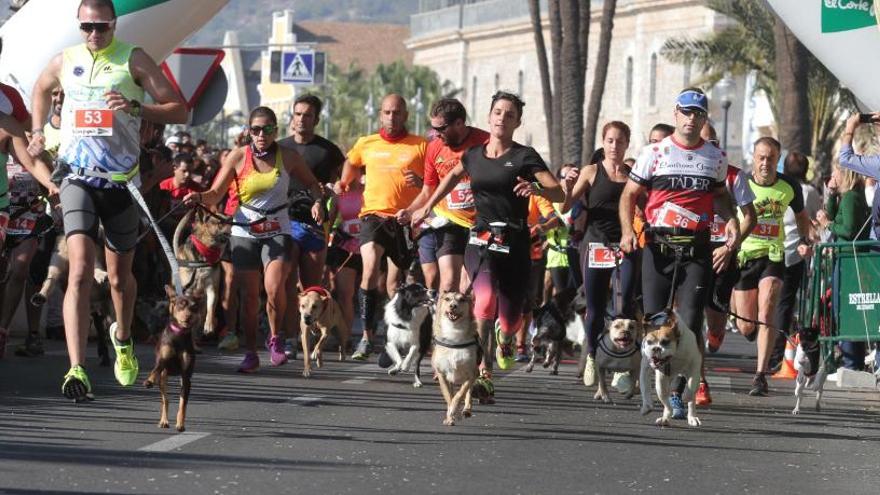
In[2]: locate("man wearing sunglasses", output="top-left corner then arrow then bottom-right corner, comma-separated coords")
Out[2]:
397,98 -> 489,296
619,87 -> 744,419
27,0 -> 187,402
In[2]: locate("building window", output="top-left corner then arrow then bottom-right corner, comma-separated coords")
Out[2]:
517,70 -> 524,96
471,76 -> 478,120
649,53 -> 658,107
625,56 -> 633,109
683,58 -> 692,88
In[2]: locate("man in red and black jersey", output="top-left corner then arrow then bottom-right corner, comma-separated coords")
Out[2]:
619,88 -> 748,417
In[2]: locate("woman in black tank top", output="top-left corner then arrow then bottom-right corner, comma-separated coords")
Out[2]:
561,121 -> 639,389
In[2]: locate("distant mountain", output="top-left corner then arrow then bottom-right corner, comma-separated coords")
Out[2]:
186,0 -> 419,47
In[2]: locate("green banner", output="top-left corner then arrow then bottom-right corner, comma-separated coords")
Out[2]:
113,0 -> 172,17
822,0 -> 877,33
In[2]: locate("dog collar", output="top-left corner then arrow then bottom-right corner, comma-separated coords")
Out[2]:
169,322 -> 186,335
433,337 -> 479,349
190,234 -> 222,265
389,322 -> 410,331
597,335 -> 640,359
302,286 -> 331,299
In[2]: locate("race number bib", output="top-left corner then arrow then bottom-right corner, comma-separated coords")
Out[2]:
6,213 -> 36,236
342,219 -> 361,236
752,218 -> 781,240
446,182 -> 475,210
468,230 -> 510,254
588,243 -> 618,269
655,202 -> 700,230
73,109 -> 114,136
710,215 -> 727,243
248,219 -> 281,238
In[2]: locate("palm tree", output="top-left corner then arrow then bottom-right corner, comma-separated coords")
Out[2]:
583,0 -> 617,163
662,0 -> 852,175
528,0 -> 558,166
559,0 -> 586,165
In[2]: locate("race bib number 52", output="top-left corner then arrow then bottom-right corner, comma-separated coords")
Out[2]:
73,109 -> 114,136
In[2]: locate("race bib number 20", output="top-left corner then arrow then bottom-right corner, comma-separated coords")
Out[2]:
73,109 -> 114,136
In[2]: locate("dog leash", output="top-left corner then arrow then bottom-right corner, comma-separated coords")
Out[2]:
125,182 -> 183,295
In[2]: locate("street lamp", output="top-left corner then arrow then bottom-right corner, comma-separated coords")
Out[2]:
715,72 -> 736,151
364,93 -> 375,135
321,98 -> 331,139
410,87 -> 424,136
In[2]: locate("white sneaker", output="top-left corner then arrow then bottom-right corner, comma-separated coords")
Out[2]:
613,371 -> 633,395
583,355 -> 596,387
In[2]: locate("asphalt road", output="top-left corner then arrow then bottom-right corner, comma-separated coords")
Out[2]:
1,334 -> 879,494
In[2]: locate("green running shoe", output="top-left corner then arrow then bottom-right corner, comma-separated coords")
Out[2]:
494,321 -> 515,370
109,322 -> 139,386
62,365 -> 94,402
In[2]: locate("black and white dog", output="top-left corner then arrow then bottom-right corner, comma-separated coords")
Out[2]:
529,290 -> 587,375
383,283 -> 434,387
792,325 -> 828,415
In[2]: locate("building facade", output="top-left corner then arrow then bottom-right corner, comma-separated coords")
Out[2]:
407,0 -> 747,165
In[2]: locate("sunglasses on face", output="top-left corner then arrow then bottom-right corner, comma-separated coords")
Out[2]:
249,124 -> 277,136
79,22 -> 113,33
431,122 -> 450,133
678,107 -> 707,119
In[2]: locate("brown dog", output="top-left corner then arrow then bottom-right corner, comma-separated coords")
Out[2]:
173,208 -> 230,337
298,286 -> 350,378
144,286 -> 203,432
432,292 -> 481,426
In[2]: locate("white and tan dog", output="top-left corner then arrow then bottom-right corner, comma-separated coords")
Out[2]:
639,311 -> 703,427
298,286 -> 350,378
792,325 -> 827,415
594,318 -> 643,403
431,291 -> 481,426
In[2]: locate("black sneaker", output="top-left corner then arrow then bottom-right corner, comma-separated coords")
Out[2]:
748,373 -> 769,397
15,333 -> 45,357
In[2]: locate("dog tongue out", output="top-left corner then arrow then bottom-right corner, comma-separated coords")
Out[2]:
446,311 -> 460,322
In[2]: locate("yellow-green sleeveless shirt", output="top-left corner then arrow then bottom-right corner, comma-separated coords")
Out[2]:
58,37 -> 144,188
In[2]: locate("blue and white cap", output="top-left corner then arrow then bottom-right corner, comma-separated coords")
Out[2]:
675,90 -> 709,113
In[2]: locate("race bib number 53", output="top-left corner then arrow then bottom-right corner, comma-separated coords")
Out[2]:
73,109 -> 114,136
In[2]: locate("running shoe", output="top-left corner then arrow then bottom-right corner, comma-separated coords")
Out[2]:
613,372 -> 634,396
352,339 -> 373,361
669,394 -> 687,419
0,327 -> 7,359
472,369 -> 496,404
62,365 -> 94,402
695,380 -> 712,406
706,328 -> 725,354
267,336 -> 288,366
15,333 -> 45,357
515,344 -> 529,363
109,322 -> 139,386
238,351 -> 260,373
217,332 -> 240,352
583,354 -> 597,387
495,324 -> 515,370
748,372 -> 769,397
284,338 -> 298,360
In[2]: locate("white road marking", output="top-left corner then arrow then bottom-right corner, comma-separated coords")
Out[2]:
342,376 -> 375,385
288,395 -> 325,406
138,432 -> 211,452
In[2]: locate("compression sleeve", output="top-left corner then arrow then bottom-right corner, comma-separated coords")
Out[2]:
629,146 -> 653,185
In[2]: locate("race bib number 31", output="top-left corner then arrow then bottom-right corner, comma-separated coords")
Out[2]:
752,219 -> 781,239
73,109 -> 114,136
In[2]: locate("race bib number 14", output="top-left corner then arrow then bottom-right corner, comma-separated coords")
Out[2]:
73,109 -> 114,136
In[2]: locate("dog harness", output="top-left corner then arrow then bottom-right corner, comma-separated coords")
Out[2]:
168,322 -> 185,335
597,334 -> 640,360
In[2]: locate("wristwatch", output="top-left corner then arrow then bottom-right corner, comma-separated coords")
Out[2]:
129,99 -> 142,117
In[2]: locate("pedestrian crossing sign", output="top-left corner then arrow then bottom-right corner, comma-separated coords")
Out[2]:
282,51 -> 314,84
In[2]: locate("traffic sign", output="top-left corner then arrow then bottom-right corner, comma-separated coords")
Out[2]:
161,48 -> 225,110
282,50 -> 314,84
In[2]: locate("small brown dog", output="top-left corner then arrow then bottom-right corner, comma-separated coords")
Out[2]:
298,286 -> 350,378
144,286 -> 203,432
432,291 -> 481,426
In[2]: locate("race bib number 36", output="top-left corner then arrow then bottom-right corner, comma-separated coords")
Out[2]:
656,202 -> 700,230
73,109 -> 114,136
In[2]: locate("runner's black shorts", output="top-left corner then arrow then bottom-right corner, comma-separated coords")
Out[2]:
417,222 -> 469,264
358,214 -> 412,268
326,245 -> 363,277
735,256 -> 784,291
